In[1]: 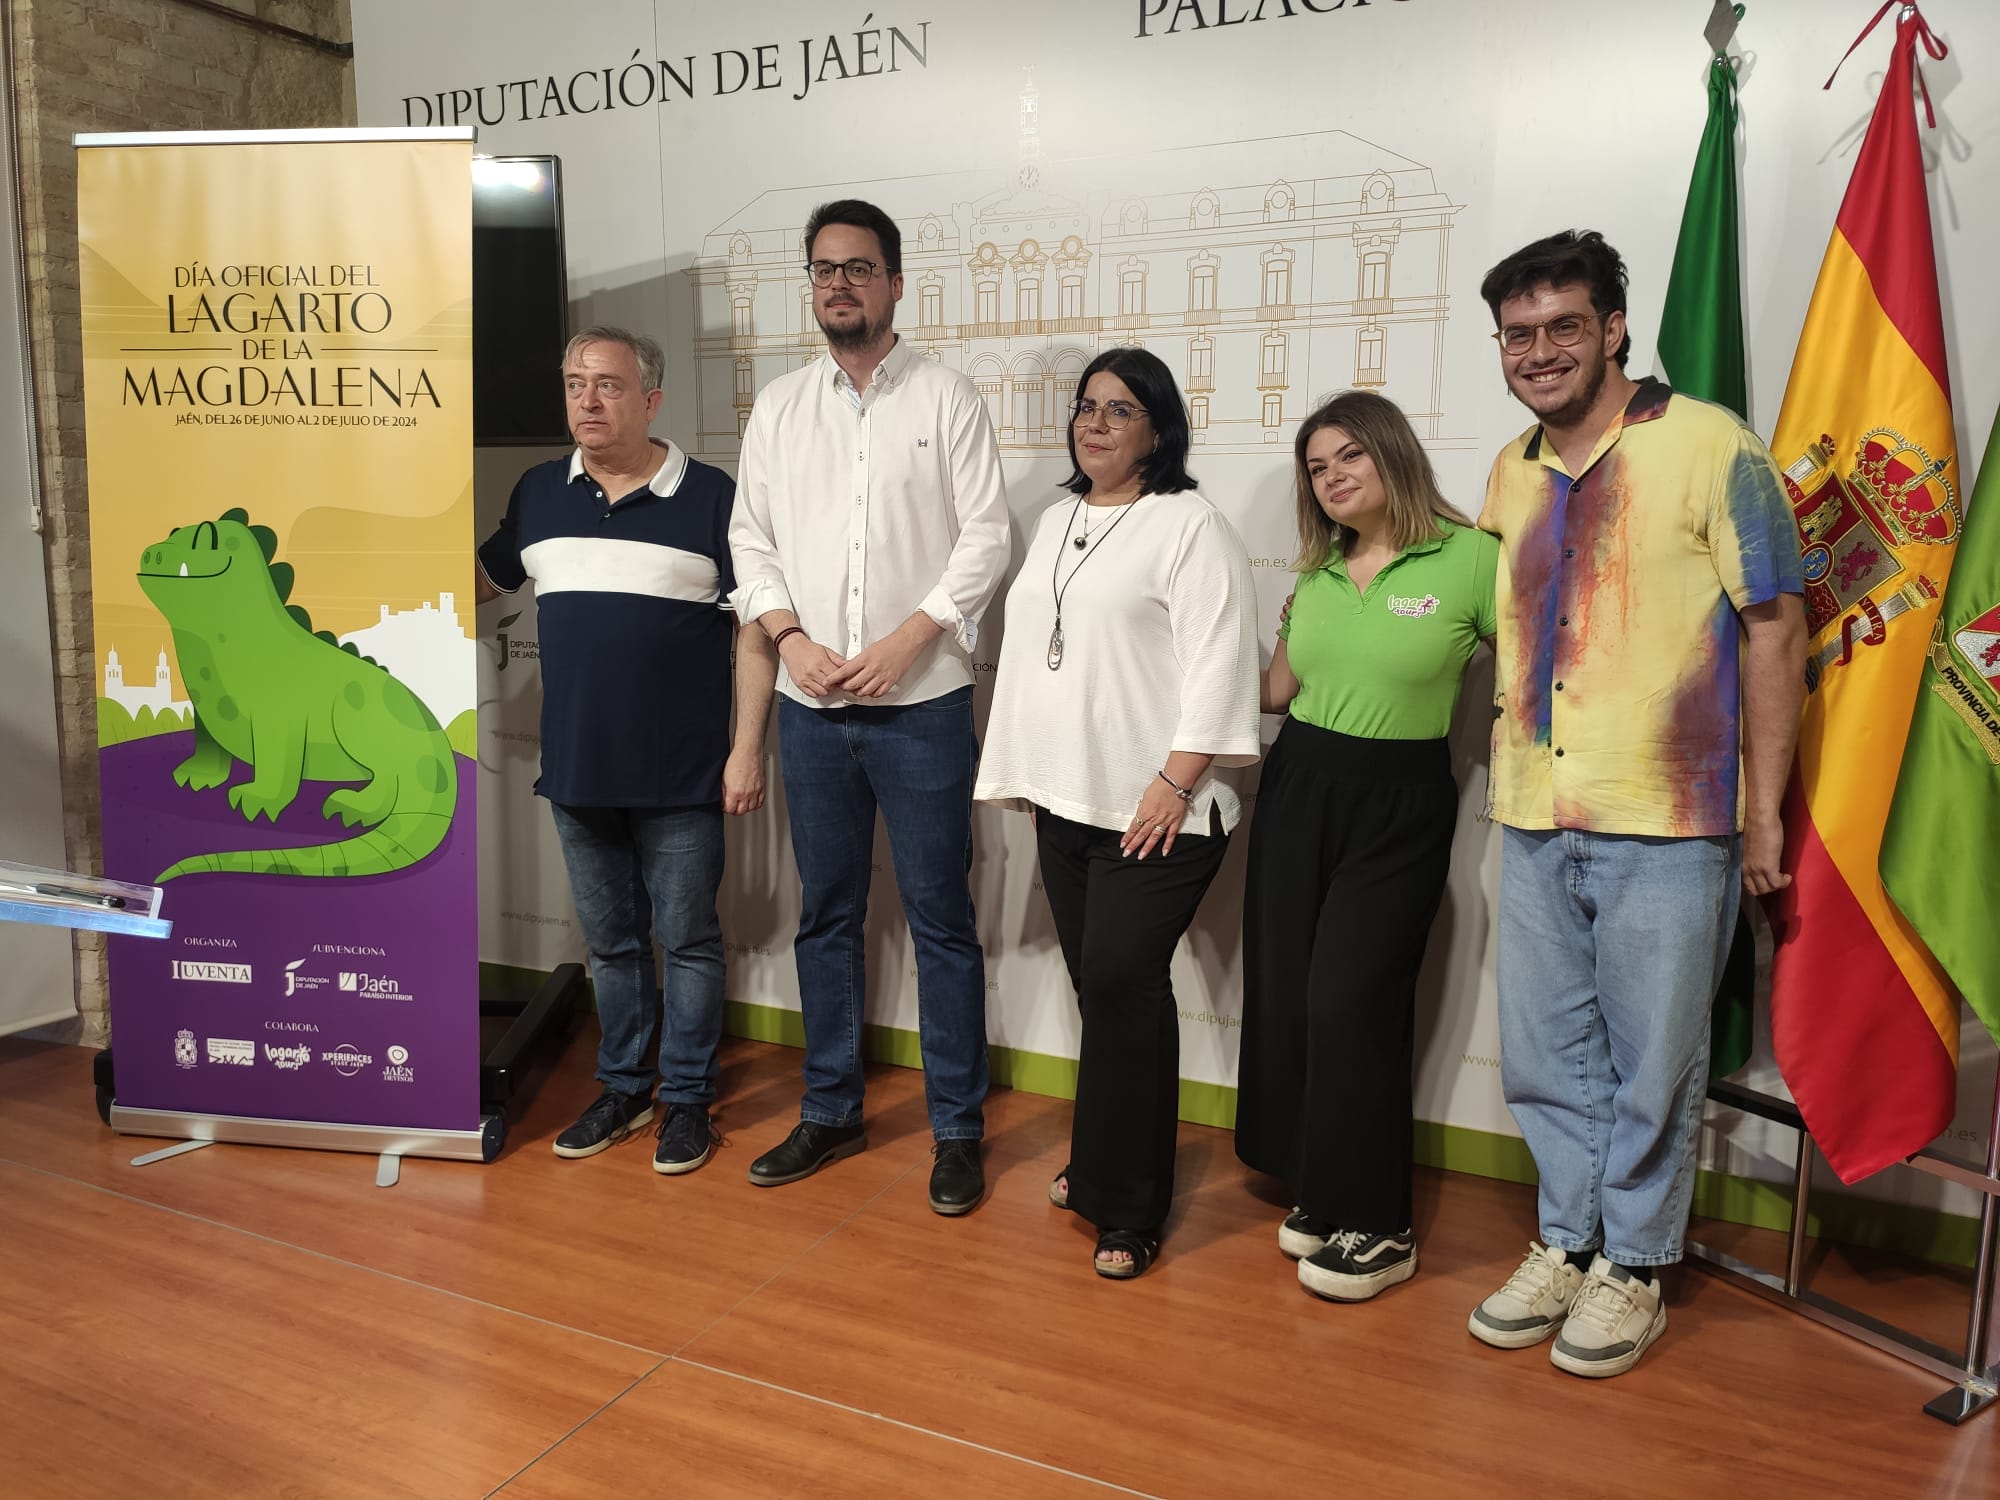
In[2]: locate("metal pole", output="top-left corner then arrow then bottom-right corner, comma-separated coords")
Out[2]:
1785,1128 -> 1816,1296
1922,1064 -> 2000,1424
1962,1066 -> 2000,1371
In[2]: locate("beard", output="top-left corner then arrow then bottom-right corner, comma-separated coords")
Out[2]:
816,299 -> 892,353
1517,347 -> 1610,430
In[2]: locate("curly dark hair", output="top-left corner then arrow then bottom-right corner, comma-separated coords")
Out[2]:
1479,230 -> 1631,367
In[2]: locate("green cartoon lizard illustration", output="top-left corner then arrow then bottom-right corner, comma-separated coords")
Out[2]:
136,508 -> 456,881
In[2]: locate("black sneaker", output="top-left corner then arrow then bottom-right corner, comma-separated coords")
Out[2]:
928,1139 -> 984,1216
1279,1207 -> 1336,1260
552,1089 -> 654,1159
652,1102 -> 717,1176
1298,1229 -> 1418,1302
746,1118 -> 867,1187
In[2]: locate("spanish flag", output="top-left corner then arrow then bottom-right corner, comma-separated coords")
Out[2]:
1766,4 -> 1961,1184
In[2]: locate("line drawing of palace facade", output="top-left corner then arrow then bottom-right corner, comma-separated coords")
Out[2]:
687,79 -> 1463,462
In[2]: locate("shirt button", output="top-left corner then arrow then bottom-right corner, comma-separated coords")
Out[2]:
852,588 -> 860,596
1554,681 -> 1564,692
1554,747 -> 1565,757
1558,615 -> 1569,626
1563,548 -> 1575,559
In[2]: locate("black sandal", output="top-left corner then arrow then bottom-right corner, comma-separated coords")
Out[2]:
1093,1228 -> 1160,1280
1049,1164 -> 1071,1210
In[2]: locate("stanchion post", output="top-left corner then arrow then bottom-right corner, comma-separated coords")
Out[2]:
1693,1075 -> 2000,1423
1785,1130 -> 1816,1296
1921,1064 -> 2000,1425
1958,1070 -> 1999,1371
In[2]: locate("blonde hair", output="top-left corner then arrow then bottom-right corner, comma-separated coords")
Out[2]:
1291,391 -> 1460,573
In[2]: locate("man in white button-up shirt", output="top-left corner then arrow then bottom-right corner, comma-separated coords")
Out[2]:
730,199 -> 1011,1214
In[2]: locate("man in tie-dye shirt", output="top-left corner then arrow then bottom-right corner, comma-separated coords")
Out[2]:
1464,231 -> 1805,1380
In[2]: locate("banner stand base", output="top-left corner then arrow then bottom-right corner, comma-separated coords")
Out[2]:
106,1102 -> 504,1163
131,1138 -> 213,1168
90,965 -> 583,1169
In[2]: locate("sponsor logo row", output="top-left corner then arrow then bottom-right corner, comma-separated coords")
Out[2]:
169,957 -> 412,1002
174,1029 -> 414,1083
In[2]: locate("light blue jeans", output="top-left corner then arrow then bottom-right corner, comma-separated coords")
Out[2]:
1498,826 -> 1742,1267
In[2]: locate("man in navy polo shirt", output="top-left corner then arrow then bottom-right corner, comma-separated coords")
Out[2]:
475,325 -> 776,1174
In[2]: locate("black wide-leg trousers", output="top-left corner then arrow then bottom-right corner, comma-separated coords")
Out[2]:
1234,718 -> 1457,1235
1036,806 -> 1229,1233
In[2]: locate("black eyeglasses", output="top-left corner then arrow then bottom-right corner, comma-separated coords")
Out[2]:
805,259 -> 886,288
1070,398 -> 1149,430
1492,313 -> 1600,356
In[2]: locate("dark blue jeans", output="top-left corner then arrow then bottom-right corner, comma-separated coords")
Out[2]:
778,687 -> 987,1140
549,801 -> 726,1106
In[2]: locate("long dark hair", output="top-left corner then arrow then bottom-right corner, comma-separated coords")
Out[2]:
1060,346 -> 1197,496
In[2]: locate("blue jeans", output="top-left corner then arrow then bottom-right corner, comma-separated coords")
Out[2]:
1498,826 -> 1742,1267
778,688 -> 987,1140
550,802 -> 726,1105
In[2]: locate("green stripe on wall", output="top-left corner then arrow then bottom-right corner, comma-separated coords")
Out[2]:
494,966 -> 1980,1268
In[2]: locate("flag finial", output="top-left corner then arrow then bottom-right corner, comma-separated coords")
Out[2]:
1705,0 -> 1744,58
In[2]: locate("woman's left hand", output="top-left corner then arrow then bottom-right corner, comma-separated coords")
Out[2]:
1121,778 -> 1190,860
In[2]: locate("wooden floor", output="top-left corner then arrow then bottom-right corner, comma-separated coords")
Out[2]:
2,1030 -> 1994,1500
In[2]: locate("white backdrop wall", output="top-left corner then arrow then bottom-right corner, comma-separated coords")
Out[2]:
353,0 -> 1999,1219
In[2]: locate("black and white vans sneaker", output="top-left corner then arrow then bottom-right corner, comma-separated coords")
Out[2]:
1279,1207 -> 1337,1260
1298,1229 -> 1417,1302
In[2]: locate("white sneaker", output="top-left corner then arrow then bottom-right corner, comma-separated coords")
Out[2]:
1550,1256 -> 1666,1378
1468,1242 -> 1585,1349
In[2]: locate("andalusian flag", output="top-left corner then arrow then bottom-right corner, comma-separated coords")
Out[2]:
1658,51 -> 1747,422
1765,4 -> 1961,1184
1883,408 -> 2000,1048
1657,36 -> 1756,1078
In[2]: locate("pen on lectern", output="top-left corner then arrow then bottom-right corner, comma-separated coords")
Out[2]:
0,880 -> 127,909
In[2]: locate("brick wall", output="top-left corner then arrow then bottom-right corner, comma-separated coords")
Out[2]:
12,0 -> 354,1044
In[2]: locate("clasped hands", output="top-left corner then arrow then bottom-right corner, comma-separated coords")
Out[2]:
779,619 -> 931,700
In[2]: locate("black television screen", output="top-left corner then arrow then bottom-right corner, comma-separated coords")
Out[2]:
472,155 -> 569,446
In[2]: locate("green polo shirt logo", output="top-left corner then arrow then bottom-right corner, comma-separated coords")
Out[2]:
1281,522 -> 1500,741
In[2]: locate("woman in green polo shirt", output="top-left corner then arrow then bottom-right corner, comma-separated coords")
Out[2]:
1234,389 -> 1497,1304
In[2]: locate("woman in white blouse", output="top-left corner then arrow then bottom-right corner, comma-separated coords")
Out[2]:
976,347 -> 1260,1278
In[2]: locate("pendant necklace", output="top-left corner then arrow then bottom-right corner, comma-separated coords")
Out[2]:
1049,494 -> 1141,670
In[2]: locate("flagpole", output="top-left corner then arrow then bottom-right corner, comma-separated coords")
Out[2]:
1934,1075 -> 2000,1415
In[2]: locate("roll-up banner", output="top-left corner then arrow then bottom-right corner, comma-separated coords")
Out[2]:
79,128 -> 488,1157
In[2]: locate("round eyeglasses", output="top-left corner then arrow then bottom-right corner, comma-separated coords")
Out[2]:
1070,398 -> 1149,430
805,258 -> 886,287
1491,313 -> 1600,356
